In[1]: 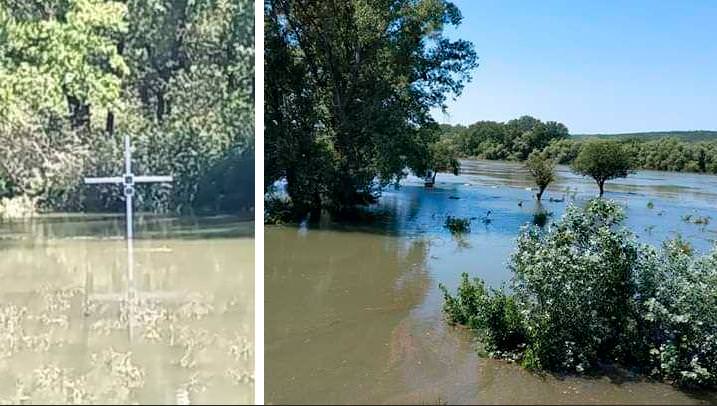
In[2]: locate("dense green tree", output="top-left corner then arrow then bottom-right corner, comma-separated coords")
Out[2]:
425,139 -> 460,185
265,0 -> 478,216
525,151 -> 555,201
571,139 -> 635,197
446,116 -> 568,161
0,0 -> 254,216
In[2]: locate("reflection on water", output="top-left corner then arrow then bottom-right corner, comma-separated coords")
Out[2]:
266,160 -> 717,404
0,215 -> 254,404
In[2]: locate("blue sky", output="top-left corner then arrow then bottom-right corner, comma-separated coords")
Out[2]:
432,0 -> 717,134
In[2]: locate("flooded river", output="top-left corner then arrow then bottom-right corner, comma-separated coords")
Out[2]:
266,160 -> 717,404
0,214 -> 254,404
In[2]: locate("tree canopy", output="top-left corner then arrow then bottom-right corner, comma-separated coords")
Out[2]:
265,0 -> 478,217
0,0 -> 255,216
571,139 -> 635,196
525,151 -> 555,201
448,116 -> 569,161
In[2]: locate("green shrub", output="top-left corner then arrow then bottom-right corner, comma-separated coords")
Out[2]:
441,199 -> 717,388
532,209 -> 551,227
440,275 -> 527,357
445,216 -> 471,234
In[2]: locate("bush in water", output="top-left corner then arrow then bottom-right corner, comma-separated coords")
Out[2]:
440,199 -> 717,388
445,216 -> 471,234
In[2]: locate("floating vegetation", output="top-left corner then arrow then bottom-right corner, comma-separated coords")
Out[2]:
647,201 -> 655,209
0,286 -> 254,403
177,293 -> 215,320
226,367 -> 254,386
445,216 -> 470,234
1,350 -> 145,405
682,213 -> 711,228
228,335 -> 253,362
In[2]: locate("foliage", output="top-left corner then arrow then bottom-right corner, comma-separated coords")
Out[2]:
571,139 -> 635,196
445,216 -> 470,234
525,151 -> 555,201
0,0 -> 255,216
419,138 -> 461,184
573,130 -> 717,142
443,117 -> 717,176
531,209 -> 551,227
441,199 -> 717,388
449,116 -> 568,161
0,195 -> 37,219
265,0 -> 478,217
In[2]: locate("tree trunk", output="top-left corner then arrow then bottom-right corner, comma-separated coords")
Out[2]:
67,94 -> 91,131
598,180 -> 605,197
536,186 -> 545,201
105,110 -> 115,136
432,171 -> 437,185
156,90 -> 165,122
309,191 -> 322,222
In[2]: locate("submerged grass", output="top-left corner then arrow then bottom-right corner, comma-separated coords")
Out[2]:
0,284 -> 254,404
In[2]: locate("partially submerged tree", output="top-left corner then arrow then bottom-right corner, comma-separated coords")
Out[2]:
525,151 -> 555,201
571,139 -> 634,196
265,0 -> 478,216
425,139 -> 460,185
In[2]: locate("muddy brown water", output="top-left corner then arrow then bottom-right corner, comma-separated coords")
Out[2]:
0,214 -> 254,404
266,160 -> 717,405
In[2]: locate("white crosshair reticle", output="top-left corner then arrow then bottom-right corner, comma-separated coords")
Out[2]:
84,134 -> 173,341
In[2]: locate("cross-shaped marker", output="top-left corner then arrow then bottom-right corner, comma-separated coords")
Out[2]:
84,134 -> 173,241
84,134 -> 173,341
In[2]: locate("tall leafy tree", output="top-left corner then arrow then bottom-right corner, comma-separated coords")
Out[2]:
525,151 -> 555,201
265,0 -> 478,215
572,139 -> 635,197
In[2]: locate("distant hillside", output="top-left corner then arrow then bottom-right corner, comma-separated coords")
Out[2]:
572,130 -> 717,142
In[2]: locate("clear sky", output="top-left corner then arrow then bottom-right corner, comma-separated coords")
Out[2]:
432,0 -> 717,134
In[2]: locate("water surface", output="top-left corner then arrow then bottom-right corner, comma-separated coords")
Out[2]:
0,214 -> 254,404
266,160 -> 717,404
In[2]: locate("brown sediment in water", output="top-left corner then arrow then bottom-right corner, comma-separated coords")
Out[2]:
0,217 -> 254,404
266,222 -> 716,405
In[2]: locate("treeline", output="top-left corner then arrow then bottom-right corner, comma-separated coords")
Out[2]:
442,116 -> 717,174
546,138 -> 717,173
442,116 -> 568,161
0,0 -> 254,217
574,130 -> 717,142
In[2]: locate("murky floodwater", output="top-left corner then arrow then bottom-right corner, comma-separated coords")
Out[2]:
266,160 -> 717,405
0,214 -> 254,404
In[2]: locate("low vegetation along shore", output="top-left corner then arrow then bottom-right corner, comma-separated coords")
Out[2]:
440,199 -> 717,390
